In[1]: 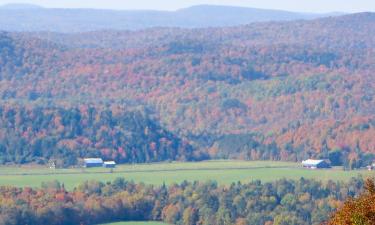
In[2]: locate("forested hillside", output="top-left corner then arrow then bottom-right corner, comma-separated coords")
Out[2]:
0,106 -> 197,166
0,13 -> 374,165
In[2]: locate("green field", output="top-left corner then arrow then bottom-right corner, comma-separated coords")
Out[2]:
100,222 -> 168,225
0,160 -> 373,190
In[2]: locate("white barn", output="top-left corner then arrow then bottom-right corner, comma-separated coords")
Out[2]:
302,159 -> 331,169
103,161 -> 116,168
84,158 -> 104,168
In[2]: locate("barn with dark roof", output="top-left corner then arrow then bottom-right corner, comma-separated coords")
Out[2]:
84,158 -> 104,168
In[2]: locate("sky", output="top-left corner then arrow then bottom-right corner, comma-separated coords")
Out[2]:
0,0 -> 374,13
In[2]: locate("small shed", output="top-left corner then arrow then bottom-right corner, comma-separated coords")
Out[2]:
84,158 -> 104,168
103,161 -> 116,168
302,159 -> 331,169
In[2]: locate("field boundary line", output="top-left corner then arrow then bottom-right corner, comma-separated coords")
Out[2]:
0,166 -> 298,177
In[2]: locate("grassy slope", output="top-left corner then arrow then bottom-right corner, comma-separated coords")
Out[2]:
99,222 -> 168,225
0,161 -> 373,190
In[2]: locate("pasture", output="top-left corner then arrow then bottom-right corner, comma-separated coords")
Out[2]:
100,222 -> 168,225
0,160 -> 373,190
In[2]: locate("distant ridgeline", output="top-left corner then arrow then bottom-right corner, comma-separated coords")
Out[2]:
0,13 -> 374,166
0,4 -> 342,32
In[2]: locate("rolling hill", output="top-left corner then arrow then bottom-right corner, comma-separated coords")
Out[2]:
0,13 -> 374,166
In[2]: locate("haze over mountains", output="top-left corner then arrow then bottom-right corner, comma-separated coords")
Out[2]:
0,3 -> 344,32
0,3 -> 374,225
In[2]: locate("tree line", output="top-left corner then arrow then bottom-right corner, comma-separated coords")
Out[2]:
0,177 -> 369,225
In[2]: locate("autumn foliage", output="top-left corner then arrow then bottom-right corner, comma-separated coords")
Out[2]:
0,106 -> 199,166
0,13 -> 374,165
0,177 -> 368,225
328,178 -> 375,225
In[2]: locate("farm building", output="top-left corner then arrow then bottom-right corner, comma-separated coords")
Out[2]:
368,163 -> 375,171
103,161 -> 116,168
84,158 -> 104,168
302,159 -> 331,169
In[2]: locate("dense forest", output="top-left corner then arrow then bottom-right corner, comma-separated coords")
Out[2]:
0,106 -> 198,166
0,13 -> 374,166
0,177 -> 368,225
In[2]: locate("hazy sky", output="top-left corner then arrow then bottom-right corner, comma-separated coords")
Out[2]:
0,0 -> 374,13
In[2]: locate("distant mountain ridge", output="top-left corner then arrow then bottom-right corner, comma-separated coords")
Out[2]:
0,4 -> 344,32
0,3 -> 43,9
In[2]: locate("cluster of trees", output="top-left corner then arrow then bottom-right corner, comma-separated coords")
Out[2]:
0,177 -> 368,225
327,178 -> 375,225
0,105 -> 201,166
0,13 -> 374,165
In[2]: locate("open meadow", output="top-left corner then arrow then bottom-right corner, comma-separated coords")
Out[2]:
0,160 -> 373,190
99,222 -> 168,225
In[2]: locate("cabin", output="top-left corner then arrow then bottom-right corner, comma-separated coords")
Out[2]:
302,159 -> 331,169
84,158 -> 104,168
103,161 -> 116,168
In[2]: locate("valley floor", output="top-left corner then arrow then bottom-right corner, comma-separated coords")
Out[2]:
99,222 -> 168,225
0,160 -> 373,190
